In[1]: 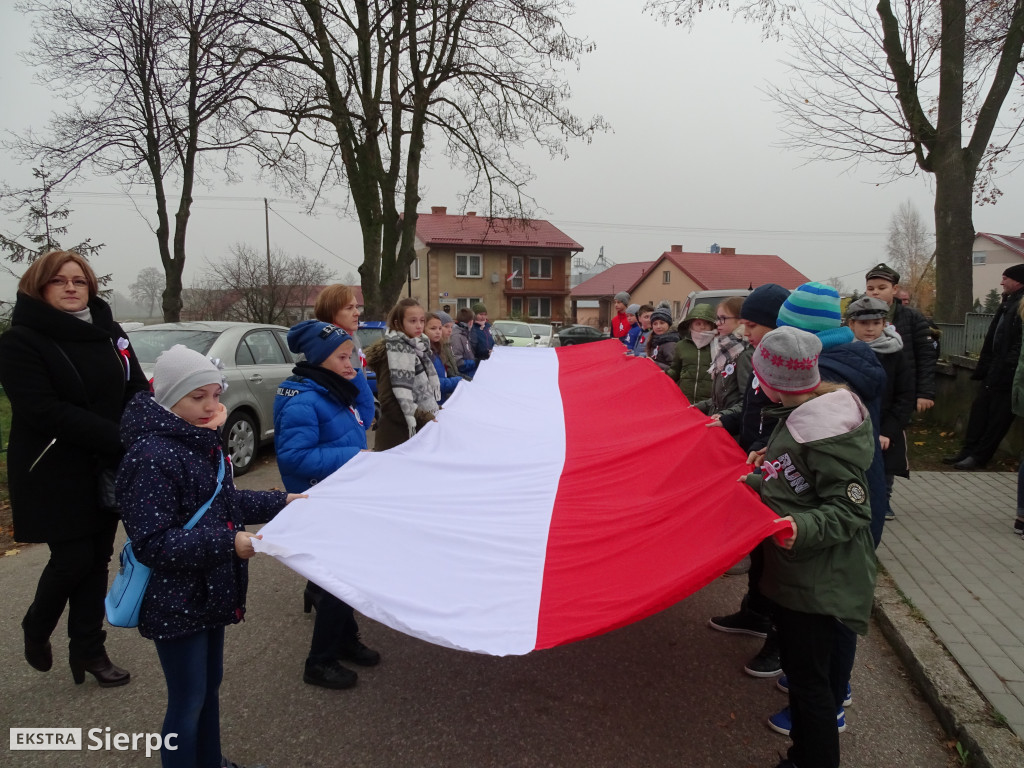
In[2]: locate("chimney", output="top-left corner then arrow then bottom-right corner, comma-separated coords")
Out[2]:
466,211 -> 476,217
430,206 -> 447,215
721,247 -> 736,255
670,244 -> 683,253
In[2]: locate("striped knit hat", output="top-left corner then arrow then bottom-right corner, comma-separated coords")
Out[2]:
776,282 -> 842,333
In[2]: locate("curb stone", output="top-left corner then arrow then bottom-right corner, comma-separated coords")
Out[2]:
873,569 -> 1024,768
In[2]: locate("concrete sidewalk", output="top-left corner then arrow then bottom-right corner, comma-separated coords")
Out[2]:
876,470 -> 1024,767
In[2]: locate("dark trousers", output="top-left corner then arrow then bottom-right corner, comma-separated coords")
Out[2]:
306,581 -> 359,665
154,627 -> 225,768
964,385 -> 1015,465
775,604 -> 858,768
745,542 -> 772,617
23,519 -> 117,660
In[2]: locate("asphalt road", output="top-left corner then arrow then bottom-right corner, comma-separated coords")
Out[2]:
2,449 -> 959,768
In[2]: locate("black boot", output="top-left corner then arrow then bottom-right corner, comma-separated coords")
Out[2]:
70,653 -> 131,687
744,625 -> 781,678
22,613 -> 52,672
337,635 -> 381,667
303,659 -> 357,689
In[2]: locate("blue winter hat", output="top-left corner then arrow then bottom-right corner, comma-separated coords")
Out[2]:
777,282 -> 843,333
287,320 -> 353,365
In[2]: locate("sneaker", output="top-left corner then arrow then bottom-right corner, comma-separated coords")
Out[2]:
744,651 -> 782,678
941,452 -> 967,465
884,510 -> 896,521
708,609 -> 770,638
303,659 -> 358,689
1014,519 -> 1024,535
777,676 -> 853,707
337,636 -> 381,667
767,706 -> 846,736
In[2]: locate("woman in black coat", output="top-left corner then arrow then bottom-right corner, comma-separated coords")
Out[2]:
0,250 -> 149,687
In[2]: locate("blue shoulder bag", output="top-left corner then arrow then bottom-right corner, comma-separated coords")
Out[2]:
105,451 -> 226,628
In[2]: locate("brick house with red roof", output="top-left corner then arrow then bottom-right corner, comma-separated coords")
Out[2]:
570,246 -> 809,328
413,206 -> 583,322
569,262 -> 655,328
972,232 -> 1024,301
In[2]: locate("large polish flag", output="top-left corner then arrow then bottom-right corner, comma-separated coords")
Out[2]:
253,340 -> 787,655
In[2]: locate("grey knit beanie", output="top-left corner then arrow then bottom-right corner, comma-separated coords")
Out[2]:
625,303 -> 640,317
153,344 -> 228,410
613,291 -> 630,304
435,310 -> 454,325
752,326 -> 822,394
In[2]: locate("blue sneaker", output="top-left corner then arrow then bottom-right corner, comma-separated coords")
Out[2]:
776,675 -> 853,707
767,705 -> 846,736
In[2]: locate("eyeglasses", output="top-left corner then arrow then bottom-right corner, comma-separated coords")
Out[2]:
715,315 -> 737,323
48,277 -> 89,289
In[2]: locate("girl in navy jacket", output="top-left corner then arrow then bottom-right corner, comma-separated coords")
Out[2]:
118,345 -> 302,768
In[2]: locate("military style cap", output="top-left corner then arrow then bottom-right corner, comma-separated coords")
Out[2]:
865,263 -> 900,285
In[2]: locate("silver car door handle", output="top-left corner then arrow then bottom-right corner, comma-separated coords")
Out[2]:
249,374 -> 264,383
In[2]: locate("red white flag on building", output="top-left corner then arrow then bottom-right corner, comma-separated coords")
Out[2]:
254,340 -> 786,655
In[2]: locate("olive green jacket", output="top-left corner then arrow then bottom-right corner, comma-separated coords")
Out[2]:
747,388 -> 878,635
667,337 -> 714,405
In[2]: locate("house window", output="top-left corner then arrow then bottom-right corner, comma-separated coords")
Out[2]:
410,258 -> 420,279
511,297 -> 524,317
529,257 -> 552,279
510,256 -> 524,289
972,251 -> 986,265
456,253 -> 482,278
457,297 -> 483,312
528,297 -> 551,318
662,270 -> 671,284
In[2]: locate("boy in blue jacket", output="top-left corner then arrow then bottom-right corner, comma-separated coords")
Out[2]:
274,320 -> 381,691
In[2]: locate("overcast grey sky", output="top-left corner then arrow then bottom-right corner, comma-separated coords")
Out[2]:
2,2 -> 1022,305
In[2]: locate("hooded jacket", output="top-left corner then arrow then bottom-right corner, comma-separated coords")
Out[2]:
0,292 -> 149,543
450,322 -> 477,376
274,371 -> 368,493
890,299 -> 937,400
753,388 -> 878,635
867,326 -> 914,477
646,330 -> 680,372
117,392 -> 287,641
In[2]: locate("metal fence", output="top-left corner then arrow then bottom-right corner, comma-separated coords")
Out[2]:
935,312 -> 993,358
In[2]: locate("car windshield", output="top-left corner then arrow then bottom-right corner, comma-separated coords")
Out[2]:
529,324 -> 551,336
495,323 -> 531,338
128,330 -> 220,364
356,327 -> 384,348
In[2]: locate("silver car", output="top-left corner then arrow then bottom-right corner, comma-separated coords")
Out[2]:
127,322 -> 297,475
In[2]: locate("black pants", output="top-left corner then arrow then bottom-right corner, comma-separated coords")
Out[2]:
745,542 -> 772,617
306,582 -> 359,665
963,384 -> 1015,465
774,604 -> 858,768
23,519 -> 118,660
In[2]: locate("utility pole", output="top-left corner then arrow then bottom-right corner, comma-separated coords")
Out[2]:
264,198 -> 272,281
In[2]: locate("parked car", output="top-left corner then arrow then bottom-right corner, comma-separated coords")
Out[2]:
680,289 -> 750,320
127,322 -> 297,475
529,323 -> 557,347
356,321 -> 386,426
491,320 -> 537,347
557,324 -> 606,346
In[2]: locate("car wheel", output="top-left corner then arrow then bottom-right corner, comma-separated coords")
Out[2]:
223,410 -> 258,476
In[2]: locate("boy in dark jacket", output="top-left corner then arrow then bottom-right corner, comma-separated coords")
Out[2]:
846,297 -> 915,521
118,345 -> 303,768
864,263 -> 937,412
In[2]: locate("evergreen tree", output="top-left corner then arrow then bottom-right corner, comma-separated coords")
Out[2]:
982,289 -> 1001,313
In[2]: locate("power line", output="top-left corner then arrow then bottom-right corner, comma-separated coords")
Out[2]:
267,205 -> 361,271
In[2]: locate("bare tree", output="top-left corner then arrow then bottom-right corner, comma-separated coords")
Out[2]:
886,200 -> 935,313
203,243 -> 333,324
10,0 -> 288,322
243,0 -> 606,319
647,0 -> 1024,322
129,266 -> 166,317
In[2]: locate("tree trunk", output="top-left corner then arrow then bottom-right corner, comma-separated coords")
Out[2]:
932,153 -> 975,324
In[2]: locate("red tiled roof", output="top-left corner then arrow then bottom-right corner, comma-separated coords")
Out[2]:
415,210 -> 583,250
977,232 -> 1024,259
570,261 -> 655,298
655,251 -> 810,290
